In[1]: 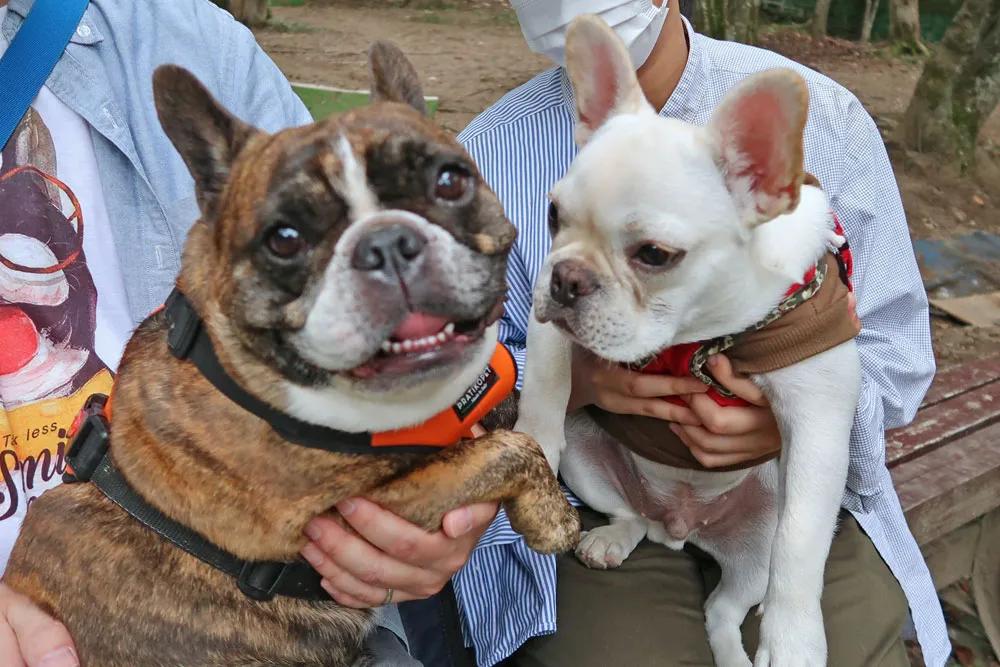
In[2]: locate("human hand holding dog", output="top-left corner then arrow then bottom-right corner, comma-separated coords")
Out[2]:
671,354 -> 782,468
568,347 -> 708,423
301,499 -> 498,608
0,583 -> 78,667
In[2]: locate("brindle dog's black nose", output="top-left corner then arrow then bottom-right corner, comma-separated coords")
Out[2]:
352,224 -> 427,272
550,259 -> 599,307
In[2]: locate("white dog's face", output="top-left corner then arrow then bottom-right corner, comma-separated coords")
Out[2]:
533,15 -> 812,364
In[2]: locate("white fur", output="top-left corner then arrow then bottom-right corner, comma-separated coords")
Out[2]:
285,206 -> 498,432
283,324 -> 497,432
334,133 -> 380,218
515,16 -> 862,667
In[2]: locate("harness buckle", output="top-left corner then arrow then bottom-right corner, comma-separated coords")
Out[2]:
237,561 -> 293,601
63,393 -> 111,484
165,289 -> 201,360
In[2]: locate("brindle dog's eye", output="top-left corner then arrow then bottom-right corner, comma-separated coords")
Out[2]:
547,201 -> 559,237
434,166 -> 471,203
633,244 -> 684,269
266,225 -> 308,259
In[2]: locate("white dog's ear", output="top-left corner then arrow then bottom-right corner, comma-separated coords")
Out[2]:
707,68 -> 810,227
565,14 -> 651,146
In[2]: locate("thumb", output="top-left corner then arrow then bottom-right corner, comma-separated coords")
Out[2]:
442,502 -> 500,539
0,585 -> 78,667
706,355 -> 768,407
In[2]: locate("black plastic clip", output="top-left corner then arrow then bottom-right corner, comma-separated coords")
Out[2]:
63,393 -> 111,484
237,561 -> 293,602
164,290 -> 201,360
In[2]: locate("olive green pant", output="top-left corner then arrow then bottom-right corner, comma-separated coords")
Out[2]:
505,507 -> 910,667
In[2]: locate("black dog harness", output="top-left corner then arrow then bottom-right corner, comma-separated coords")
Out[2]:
63,289 -> 514,601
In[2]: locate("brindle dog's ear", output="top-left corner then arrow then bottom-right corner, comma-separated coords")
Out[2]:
368,41 -> 427,115
153,65 -> 258,219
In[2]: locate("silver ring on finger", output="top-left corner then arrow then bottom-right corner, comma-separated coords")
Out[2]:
382,587 -> 394,606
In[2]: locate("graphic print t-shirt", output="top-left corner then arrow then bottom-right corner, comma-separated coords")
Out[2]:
0,9 -> 134,572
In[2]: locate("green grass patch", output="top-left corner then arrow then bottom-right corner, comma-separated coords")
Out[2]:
488,10 -> 518,26
269,0 -> 305,6
291,83 -> 440,121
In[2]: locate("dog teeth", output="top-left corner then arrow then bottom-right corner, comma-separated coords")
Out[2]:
382,322 -> 460,356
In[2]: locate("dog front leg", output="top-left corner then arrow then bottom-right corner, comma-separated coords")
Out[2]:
366,429 -> 581,555
513,313 -> 574,474
752,342 -> 860,667
694,467 -> 779,667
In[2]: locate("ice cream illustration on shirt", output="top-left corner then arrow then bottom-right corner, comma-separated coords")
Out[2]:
0,109 -> 113,519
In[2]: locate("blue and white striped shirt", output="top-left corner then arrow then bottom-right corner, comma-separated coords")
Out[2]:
451,18 -> 951,667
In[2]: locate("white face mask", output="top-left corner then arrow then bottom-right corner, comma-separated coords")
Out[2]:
511,1 -> 669,69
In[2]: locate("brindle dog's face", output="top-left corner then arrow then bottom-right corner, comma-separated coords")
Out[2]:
152,44 -> 514,411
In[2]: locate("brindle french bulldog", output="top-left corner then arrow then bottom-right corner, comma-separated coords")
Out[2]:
2,42 -> 579,666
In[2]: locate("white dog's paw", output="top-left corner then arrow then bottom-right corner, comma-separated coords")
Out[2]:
706,620 -> 753,667
753,602 -> 826,667
714,648 -> 753,667
574,526 -> 636,569
705,599 -> 754,667
826,230 -> 846,250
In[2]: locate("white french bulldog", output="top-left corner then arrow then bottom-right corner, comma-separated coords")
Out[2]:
513,15 -> 862,667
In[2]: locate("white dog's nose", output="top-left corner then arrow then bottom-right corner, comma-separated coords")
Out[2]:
550,259 -> 599,307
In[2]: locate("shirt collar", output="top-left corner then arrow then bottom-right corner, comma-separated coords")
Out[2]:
661,15 -> 707,120
557,15 -> 707,122
2,0 -> 103,46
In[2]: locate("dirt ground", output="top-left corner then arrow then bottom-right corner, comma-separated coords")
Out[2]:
255,1 -> 1000,371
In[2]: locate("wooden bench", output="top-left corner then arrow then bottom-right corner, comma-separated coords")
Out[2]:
886,354 -> 1000,658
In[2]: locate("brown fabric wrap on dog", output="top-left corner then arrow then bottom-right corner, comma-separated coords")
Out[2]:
584,253 -> 861,473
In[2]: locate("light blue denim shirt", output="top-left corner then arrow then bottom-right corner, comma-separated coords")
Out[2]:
1,0 -> 312,324
1,0 -> 412,658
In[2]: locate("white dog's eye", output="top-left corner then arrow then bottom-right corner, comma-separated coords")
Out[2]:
547,201 -> 559,238
632,244 -> 684,270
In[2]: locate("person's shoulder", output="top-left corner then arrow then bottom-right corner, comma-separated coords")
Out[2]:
128,0 -> 243,29
97,0 -> 252,56
457,68 -> 570,147
697,34 -> 860,112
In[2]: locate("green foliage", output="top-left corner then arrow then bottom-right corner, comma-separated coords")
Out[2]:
764,0 -> 963,41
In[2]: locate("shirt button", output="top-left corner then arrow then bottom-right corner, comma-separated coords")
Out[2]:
76,24 -> 92,38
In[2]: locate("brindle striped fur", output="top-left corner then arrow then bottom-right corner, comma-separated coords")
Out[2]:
2,42 -> 579,667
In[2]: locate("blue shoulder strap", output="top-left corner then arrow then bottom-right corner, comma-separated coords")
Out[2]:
0,0 -> 90,149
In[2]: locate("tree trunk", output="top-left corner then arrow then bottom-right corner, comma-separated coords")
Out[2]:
729,0 -> 761,43
860,0 -> 881,41
811,0 -> 833,38
896,0 -> 1000,167
228,0 -> 269,27
696,0 -> 760,43
888,0 -> 928,54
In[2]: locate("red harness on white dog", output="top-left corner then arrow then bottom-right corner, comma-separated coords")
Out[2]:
630,214 -> 854,408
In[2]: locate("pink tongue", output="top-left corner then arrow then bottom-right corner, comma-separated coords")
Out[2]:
391,313 -> 449,340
